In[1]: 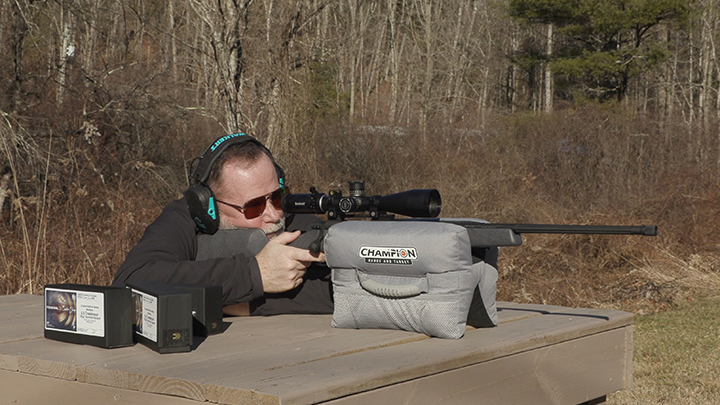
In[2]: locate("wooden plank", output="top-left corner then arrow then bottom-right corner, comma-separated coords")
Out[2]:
201,310 -> 632,404
0,332 -> 207,401
18,356 -> 78,380
0,294 -> 44,343
0,299 -> 427,402
2,333 -> 138,367
73,317 -> 427,403
86,305 -> 625,404
0,352 -> 18,371
322,326 -> 632,405
0,294 -> 633,405
496,302 -> 554,324
0,369 -> 204,404
624,324 -> 634,388
202,386 -> 280,405
0,293 -> 42,307
160,303 -> 627,385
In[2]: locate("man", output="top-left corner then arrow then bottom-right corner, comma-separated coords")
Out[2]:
112,134 -> 333,316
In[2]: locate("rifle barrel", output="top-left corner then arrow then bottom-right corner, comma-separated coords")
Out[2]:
458,223 -> 658,236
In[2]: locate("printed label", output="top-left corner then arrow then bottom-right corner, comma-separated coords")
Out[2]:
45,288 -> 105,337
132,289 -> 158,342
358,246 -> 418,265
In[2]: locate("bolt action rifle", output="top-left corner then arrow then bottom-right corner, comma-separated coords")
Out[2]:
282,181 -> 658,253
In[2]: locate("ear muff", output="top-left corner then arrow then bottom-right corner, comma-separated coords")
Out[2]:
184,183 -> 219,234
184,133 -> 284,234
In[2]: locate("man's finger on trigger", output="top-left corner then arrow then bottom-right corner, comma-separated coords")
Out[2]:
295,249 -> 326,263
273,230 -> 301,245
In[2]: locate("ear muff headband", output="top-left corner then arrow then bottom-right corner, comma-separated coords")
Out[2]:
189,133 -> 284,186
185,133 -> 285,234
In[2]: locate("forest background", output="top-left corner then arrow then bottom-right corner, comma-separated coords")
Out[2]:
1,0 -> 719,317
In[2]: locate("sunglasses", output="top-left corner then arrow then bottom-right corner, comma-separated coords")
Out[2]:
216,187 -> 288,219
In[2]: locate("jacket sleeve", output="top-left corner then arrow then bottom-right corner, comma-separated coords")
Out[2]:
111,199 -> 264,305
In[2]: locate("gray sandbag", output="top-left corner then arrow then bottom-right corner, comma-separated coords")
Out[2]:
325,220 -> 498,339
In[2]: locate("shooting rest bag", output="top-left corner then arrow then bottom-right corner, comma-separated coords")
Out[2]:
325,221 -> 498,339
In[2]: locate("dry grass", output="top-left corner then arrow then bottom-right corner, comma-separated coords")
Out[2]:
608,295 -> 720,404
0,113 -> 179,293
281,107 -> 720,314
2,97 -> 720,405
2,104 -> 720,314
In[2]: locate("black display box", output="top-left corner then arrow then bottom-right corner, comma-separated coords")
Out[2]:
126,282 -> 193,354
127,282 -> 223,337
168,283 -> 223,337
44,284 -> 134,349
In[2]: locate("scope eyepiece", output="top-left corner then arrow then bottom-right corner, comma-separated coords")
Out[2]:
281,190 -> 328,214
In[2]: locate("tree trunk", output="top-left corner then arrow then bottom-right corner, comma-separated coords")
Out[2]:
480,67 -> 489,129
417,0 -> 435,139
10,0 -> 28,113
167,0 -> 178,85
388,0 -> 398,125
543,23 -> 553,113
262,0 -> 278,149
189,0 -> 251,133
668,31 -> 678,122
264,0 -> 274,43
368,4 -> 384,122
509,27 -> 518,112
688,29 -> 695,129
348,0 -> 358,119
449,1 -> 478,124
57,5 -> 72,106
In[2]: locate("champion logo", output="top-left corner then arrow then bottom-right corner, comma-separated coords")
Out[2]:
359,246 -> 418,265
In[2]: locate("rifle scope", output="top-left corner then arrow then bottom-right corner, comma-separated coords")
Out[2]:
282,181 -> 442,220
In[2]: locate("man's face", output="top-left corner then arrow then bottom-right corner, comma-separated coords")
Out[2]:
213,154 -> 285,238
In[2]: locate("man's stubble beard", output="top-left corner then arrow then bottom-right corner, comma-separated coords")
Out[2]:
262,217 -> 286,239
218,216 -> 286,240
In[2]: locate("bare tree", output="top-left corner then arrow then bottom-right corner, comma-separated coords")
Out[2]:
9,0 -> 30,113
387,0 -> 399,125
166,0 -> 178,85
57,3 -> 73,106
189,0 -> 253,133
698,2 -> 719,134
415,0 -> 436,137
543,23 -> 553,113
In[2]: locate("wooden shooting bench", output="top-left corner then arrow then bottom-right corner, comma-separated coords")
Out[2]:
0,294 -> 632,404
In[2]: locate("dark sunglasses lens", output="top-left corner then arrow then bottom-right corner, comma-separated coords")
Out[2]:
242,188 -> 286,219
270,188 -> 284,209
242,196 -> 267,219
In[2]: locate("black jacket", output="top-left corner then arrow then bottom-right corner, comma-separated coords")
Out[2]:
112,199 -> 321,306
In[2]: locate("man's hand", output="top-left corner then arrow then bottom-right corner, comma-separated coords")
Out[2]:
255,230 -> 326,293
